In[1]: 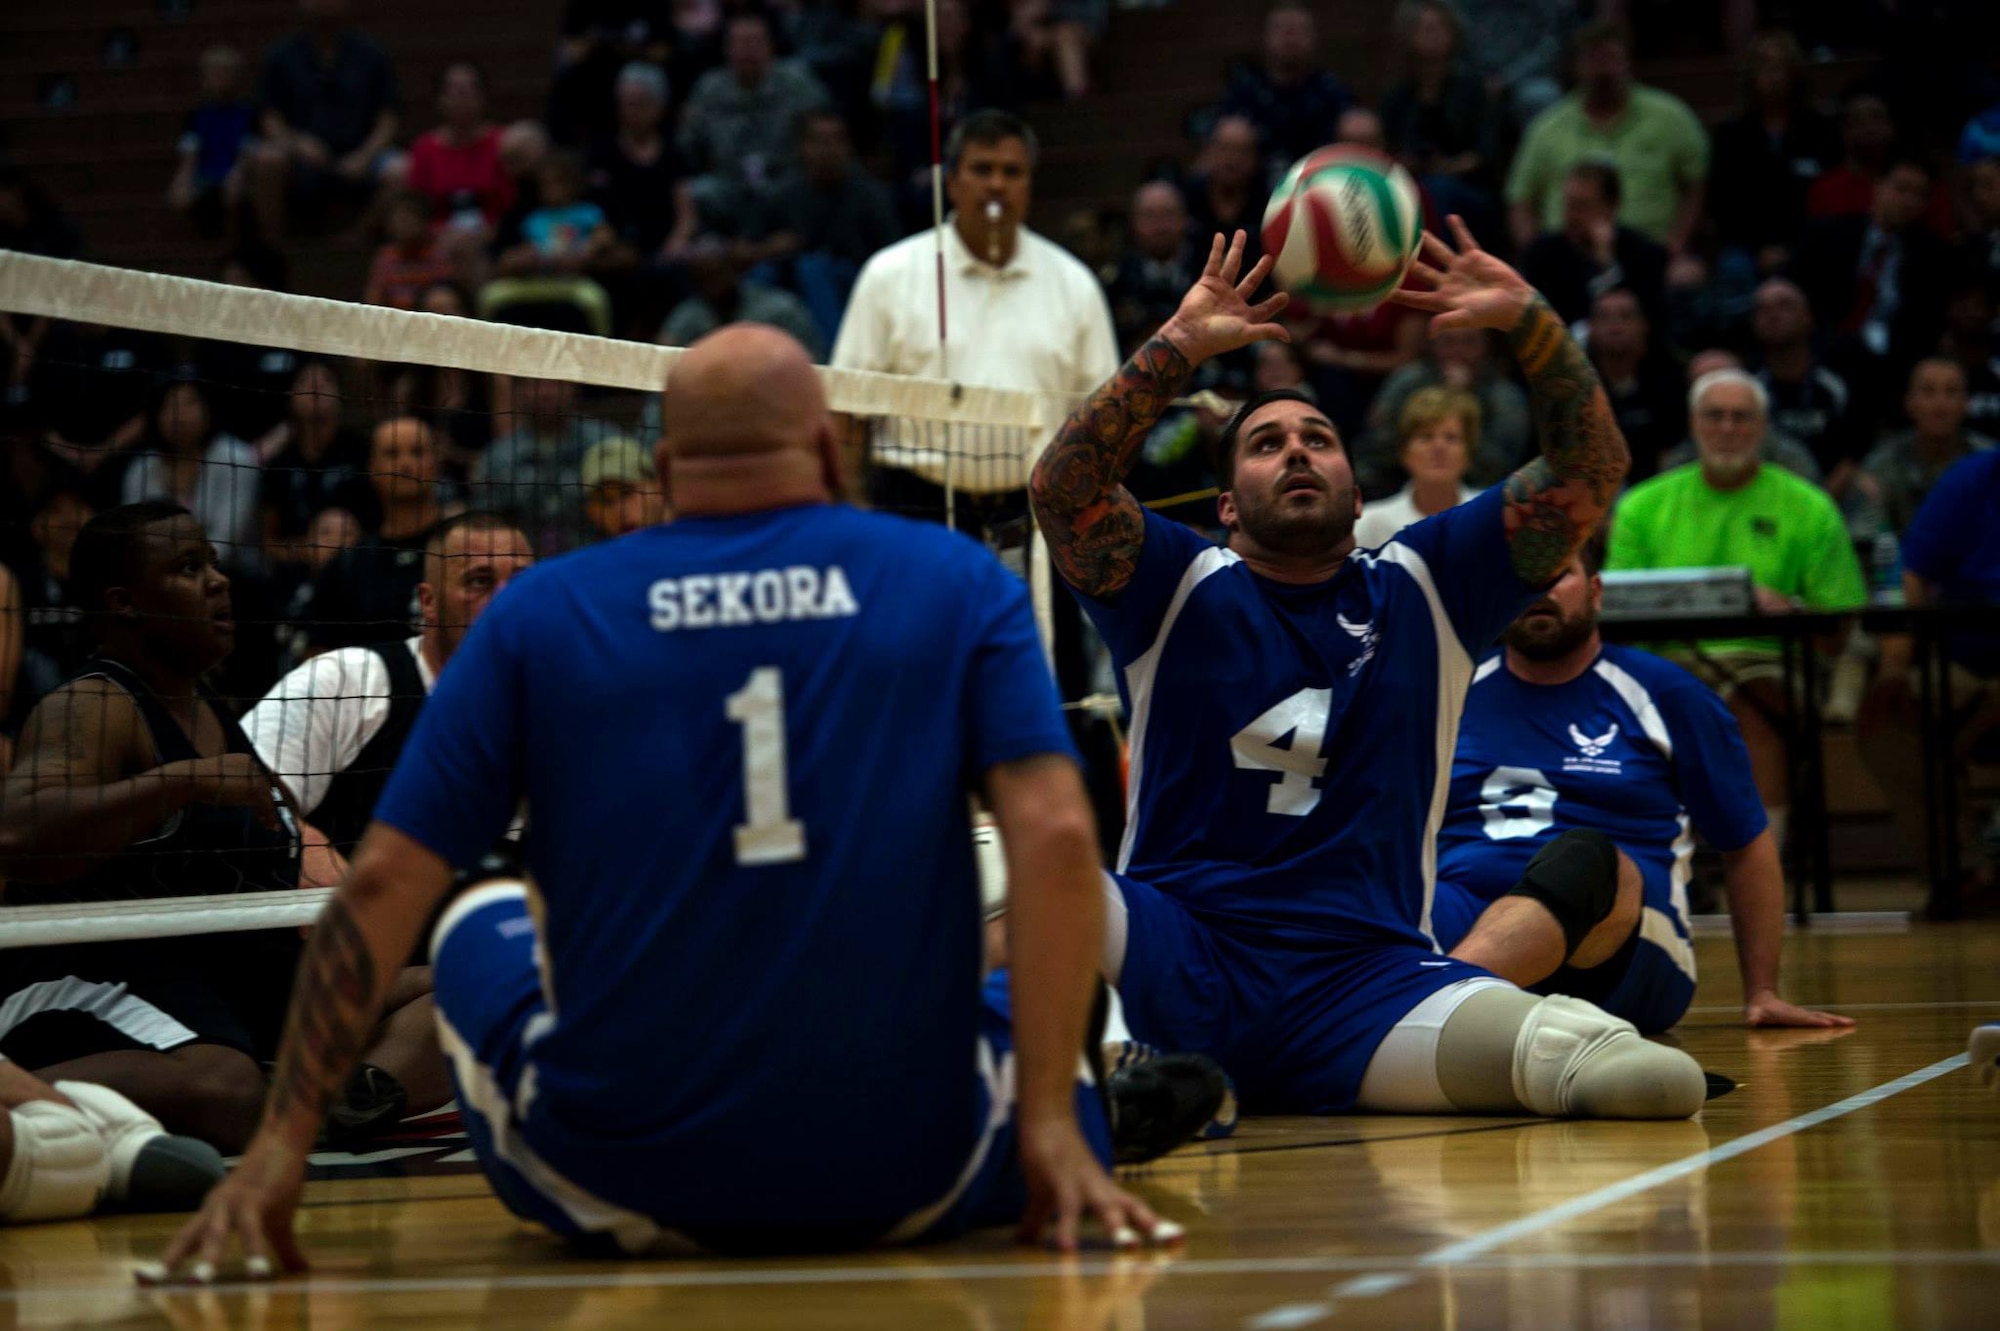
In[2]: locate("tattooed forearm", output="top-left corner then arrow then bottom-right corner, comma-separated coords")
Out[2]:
267,894 -> 381,1126
1501,295 -> 1631,584
1029,335 -> 1195,597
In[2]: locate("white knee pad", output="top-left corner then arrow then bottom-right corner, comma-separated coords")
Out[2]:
0,1101 -> 109,1223
972,812 -> 1008,921
1512,996 -> 1706,1120
53,1081 -> 166,1204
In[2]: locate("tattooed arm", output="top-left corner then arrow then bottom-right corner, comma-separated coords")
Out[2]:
1029,231 -> 1289,598
1392,219 -> 1630,585
1497,295 -> 1630,584
149,824 -> 453,1281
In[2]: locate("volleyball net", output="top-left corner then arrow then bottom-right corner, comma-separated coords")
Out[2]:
0,252 -> 1142,947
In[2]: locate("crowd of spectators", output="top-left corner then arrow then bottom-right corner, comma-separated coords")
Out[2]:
4,0 -> 2000,901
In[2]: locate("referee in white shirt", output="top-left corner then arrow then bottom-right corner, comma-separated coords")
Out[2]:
832,109 -> 1119,526
832,110 -> 1123,846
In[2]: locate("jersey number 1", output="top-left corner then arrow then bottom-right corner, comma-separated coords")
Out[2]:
726,666 -> 808,866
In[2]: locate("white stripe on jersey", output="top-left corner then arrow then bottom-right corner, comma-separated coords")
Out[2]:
1593,656 -> 1696,980
1367,543 -> 1474,950
1662,812 -> 1698,981
1471,656 -> 1503,685
1591,657 -> 1673,758
435,1007 -> 668,1253
1642,906 -> 1698,981
1115,547 -> 1241,874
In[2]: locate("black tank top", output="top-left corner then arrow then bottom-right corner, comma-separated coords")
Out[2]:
313,640 -> 427,855
7,656 -> 304,906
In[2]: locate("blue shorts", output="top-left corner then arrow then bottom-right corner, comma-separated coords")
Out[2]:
430,882 -> 1112,1254
1109,873 -> 1498,1115
1429,860 -> 1698,1035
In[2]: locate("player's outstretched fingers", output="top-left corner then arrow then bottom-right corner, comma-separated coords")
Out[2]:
1405,256 -> 1447,288
145,1211 -> 212,1284
1049,1176 -> 1084,1254
190,1205 -> 242,1283
1091,1185 -> 1159,1250
1387,285 -> 1451,313
1419,229 -> 1456,267
1246,293 -> 1292,337
233,1200 -> 291,1281
1019,1179 -> 1073,1252
1199,232 -> 1225,279
1446,214 -> 1483,254
1219,230 -> 1247,285
1237,252 -> 1277,300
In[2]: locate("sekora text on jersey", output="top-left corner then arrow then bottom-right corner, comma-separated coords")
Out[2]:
649,565 -> 862,632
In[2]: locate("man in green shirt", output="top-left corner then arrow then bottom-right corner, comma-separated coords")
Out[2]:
1506,21 -> 1708,252
1608,367 -> 1868,845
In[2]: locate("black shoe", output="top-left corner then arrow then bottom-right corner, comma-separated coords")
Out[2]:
1108,1053 -> 1231,1165
318,1064 -> 409,1151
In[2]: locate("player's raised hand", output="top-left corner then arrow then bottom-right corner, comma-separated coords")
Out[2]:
1390,215 -> 1538,334
1160,231 -> 1290,365
1017,1115 -> 1184,1254
139,1136 -> 311,1286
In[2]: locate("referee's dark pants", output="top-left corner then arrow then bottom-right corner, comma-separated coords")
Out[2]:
871,466 -> 1127,859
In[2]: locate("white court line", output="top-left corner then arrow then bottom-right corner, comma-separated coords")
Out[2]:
31,1248 -> 2000,1305
24,1054 -> 1978,1309
1243,1052 -> 1972,1329
1685,999 -> 2000,1015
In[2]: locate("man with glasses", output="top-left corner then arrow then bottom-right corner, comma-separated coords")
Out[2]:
1606,367 -> 1867,851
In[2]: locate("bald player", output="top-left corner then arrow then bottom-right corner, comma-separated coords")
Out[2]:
152,326 -> 1174,1278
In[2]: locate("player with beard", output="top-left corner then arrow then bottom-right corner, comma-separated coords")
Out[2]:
1028,225 -> 1711,1120
1431,539 -> 1853,1032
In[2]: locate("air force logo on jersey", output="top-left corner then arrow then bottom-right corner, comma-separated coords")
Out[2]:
1336,613 -> 1380,676
1564,720 -> 1623,774
1569,722 -> 1619,757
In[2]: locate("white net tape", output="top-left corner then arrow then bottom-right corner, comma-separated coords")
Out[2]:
0,253 -> 1070,429
0,254 -> 1092,951
0,889 -> 331,947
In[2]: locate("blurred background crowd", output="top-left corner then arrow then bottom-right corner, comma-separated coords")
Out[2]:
4,0 -> 2000,894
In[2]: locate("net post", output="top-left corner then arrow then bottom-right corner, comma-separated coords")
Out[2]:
1029,521 -> 1055,671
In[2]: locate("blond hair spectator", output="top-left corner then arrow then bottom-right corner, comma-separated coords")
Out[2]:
1353,386 -> 1483,548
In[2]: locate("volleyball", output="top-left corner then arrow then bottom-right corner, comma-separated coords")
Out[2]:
1260,146 -> 1424,313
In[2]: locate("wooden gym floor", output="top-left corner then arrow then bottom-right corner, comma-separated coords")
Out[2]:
4,922 -> 1997,1331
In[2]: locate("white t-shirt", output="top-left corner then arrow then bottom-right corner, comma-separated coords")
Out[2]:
831,220 -> 1119,492
1353,483 -> 1483,551
242,637 -> 435,816
121,435 -> 263,568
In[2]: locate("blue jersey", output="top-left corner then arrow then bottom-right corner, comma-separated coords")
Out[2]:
1077,487 -> 1544,947
374,504 -> 1074,1218
1437,643 -> 1767,908
1902,449 -> 2000,674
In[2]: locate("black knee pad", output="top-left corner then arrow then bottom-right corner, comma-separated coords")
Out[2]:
1505,828 -> 1620,957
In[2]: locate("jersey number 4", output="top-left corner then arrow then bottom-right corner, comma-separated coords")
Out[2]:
1231,687 -> 1334,816
726,666 -> 808,866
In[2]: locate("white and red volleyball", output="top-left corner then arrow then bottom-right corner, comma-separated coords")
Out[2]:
1260,146 -> 1423,313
